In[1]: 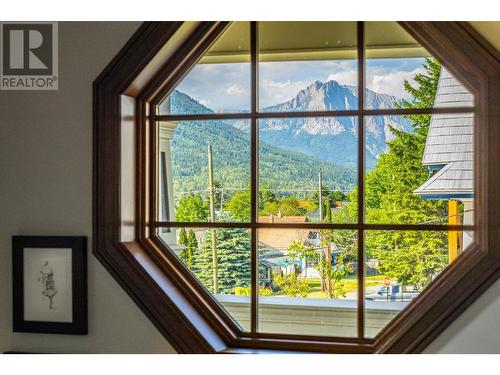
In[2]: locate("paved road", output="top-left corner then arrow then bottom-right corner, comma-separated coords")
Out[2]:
345,284 -> 383,300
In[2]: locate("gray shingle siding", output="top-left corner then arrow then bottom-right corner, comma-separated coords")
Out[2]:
414,161 -> 473,197
415,67 -> 474,197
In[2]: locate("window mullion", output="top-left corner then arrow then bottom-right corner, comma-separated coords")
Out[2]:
250,20 -> 259,336
357,21 -> 366,341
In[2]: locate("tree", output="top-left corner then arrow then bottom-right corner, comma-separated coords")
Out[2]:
318,251 -> 352,299
273,273 -> 310,298
260,183 -> 276,207
324,197 -> 332,222
207,180 -> 223,209
178,228 -> 198,269
175,193 -> 209,222
310,185 -> 347,209
178,228 -> 189,263
191,228 -> 251,294
366,230 -> 446,290
225,189 -> 251,221
261,197 -> 306,216
329,58 -> 448,290
287,239 -> 352,299
364,58 -> 448,289
224,184 -> 277,222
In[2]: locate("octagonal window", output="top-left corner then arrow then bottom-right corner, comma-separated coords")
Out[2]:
153,21 -> 475,340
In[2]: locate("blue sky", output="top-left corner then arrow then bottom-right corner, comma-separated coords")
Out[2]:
174,58 -> 426,112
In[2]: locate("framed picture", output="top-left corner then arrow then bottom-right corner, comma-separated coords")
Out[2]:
12,236 -> 87,335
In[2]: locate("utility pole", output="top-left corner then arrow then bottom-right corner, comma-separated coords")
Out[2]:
318,169 -> 323,222
220,188 -> 224,211
208,144 -> 219,293
318,169 -> 326,292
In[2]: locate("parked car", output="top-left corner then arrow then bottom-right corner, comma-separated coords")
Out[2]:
365,285 -> 419,302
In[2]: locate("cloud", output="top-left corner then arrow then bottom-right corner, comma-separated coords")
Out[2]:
260,79 -> 309,107
226,84 -> 246,96
327,69 -> 357,86
199,99 -> 210,107
367,67 -> 426,99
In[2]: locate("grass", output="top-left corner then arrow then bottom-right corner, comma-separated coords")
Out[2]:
298,276 -> 395,299
271,275 -> 396,299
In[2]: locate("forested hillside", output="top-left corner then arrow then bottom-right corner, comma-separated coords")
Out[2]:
170,90 -> 356,197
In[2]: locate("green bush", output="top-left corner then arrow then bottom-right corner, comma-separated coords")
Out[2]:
234,286 -> 273,296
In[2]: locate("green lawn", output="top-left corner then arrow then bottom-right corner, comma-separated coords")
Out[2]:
296,276 -> 394,299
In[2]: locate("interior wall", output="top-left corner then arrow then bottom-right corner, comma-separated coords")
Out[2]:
0,21 -> 499,354
424,279 -> 500,353
0,22 -> 174,354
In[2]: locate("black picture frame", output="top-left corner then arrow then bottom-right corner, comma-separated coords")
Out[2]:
12,236 -> 87,335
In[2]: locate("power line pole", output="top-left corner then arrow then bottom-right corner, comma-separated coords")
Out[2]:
208,144 -> 219,293
318,169 -> 326,292
220,188 -> 224,211
318,169 -> 323,222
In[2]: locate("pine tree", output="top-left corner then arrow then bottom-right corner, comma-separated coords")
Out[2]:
364,58 -> 448,289
178,228 -> 188,263
330,58 -> 449,290
178,228 -> 197,268
324,197 -> 332,223
191,228 -> 251,294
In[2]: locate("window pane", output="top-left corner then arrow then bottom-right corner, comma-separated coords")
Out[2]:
363,230 -> 470,338
159,22 -> 251,115
258,21 -> 358,112
257,117 -> 357,224
158,120 -> 251,223
258,229 -> 358,337
363,114 -> 475,228
365,22 -> 474,109
158,227 -> 251,331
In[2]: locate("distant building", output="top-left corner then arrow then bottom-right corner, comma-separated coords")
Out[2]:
258,214 -> 323,279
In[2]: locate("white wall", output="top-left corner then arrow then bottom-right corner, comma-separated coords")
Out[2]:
424,279 -> 500,353
0,22 -> 174,354
0,21 -> 499,354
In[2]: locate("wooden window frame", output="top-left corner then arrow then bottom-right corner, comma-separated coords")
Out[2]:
93,21 -> 500,353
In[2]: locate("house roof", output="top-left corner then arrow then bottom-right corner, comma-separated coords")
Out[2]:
258,227 -> 313,252
414,161 -> 474,199
415,67 -> 474,199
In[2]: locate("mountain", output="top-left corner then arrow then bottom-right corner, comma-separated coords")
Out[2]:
169,91 -> 357,196
234,80 -> 412,168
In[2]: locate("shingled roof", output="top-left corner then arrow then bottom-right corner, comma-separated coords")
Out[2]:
414,67 -> 474,199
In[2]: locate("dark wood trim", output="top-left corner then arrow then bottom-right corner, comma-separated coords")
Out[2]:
94,22 -> 231,353
374,21 -> 500,353
155,106 -> 474,122
152,221 -> 473,231
145,23 -> 230,105
250,21 -> 259,336
136,22 -> 249,343
93,21 -> 500,354
356,20 -> 366,341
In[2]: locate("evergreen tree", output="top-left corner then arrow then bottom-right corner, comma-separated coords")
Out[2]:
324,197 -> 332,223
178,228 -> 197,269
192,228 -> 251,294
367,58 -> 448,289
260,183 -> 277,208
331,58 -> 449,290
178,228 -> 189,264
